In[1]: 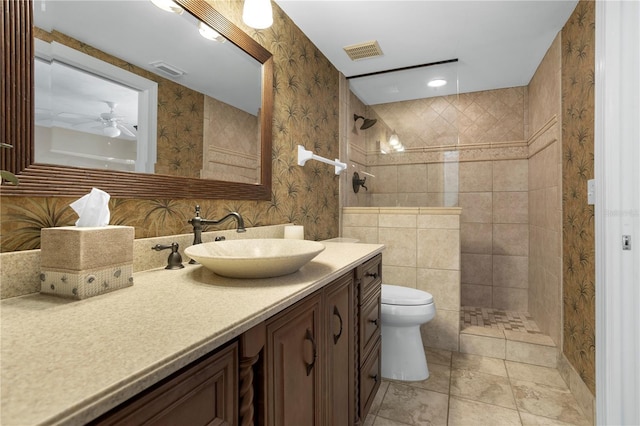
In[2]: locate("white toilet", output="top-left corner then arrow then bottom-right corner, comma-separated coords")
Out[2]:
381,284 -> 436,381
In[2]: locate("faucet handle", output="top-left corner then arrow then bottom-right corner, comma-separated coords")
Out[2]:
151,242 -> 185,270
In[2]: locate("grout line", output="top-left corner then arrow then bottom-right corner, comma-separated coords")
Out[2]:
504,358 -> 525,425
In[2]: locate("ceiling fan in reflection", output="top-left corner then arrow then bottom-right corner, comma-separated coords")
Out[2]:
73,101 -> 137,139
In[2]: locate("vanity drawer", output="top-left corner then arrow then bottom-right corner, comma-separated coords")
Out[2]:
359,289 -> 381,359
359,338 -> 381,419
358,254 -> 382,302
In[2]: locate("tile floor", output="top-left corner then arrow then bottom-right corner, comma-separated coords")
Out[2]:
364,348 -> 591,426
460,306 -> 541,334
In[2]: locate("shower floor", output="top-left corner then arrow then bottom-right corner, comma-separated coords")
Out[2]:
460,306 -> 542,334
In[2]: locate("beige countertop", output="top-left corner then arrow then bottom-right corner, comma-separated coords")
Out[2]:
1,242 -> 384,426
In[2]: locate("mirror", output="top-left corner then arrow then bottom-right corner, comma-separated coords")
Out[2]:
1,0 -> 273,200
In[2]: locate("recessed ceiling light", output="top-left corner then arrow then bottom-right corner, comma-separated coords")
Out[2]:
428,79 -> 447,88
199,22 -> 226,42
150,0 -> 183,15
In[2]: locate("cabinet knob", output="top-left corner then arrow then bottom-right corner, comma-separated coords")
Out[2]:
370,374 -> 379,383
368,318 -> 378,326
365,271 -> 379,279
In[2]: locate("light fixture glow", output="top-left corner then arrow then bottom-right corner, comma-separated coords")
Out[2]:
150,0 -> 183,15
242,0 -> 273,29
103,124 -> 121,138
428,79 -> 447,88
389,131 -> 400,147
199,22 -> 225,42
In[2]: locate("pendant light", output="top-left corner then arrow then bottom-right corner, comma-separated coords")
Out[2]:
242,0 -> 273,29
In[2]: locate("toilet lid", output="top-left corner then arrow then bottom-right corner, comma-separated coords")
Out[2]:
382,284 -> 433,306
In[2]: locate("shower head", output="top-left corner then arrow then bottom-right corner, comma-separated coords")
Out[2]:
354,114 -> 377,130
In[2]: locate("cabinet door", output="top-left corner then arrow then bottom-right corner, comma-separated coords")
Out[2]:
325,273 -> 354,426
92,342 -> 238,426
266,292 -> 323,426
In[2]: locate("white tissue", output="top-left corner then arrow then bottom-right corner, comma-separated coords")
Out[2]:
70,188 -> 111,227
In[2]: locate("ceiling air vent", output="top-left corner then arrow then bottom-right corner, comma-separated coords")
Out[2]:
149,61 -> 186,78
343,40 -> 383,61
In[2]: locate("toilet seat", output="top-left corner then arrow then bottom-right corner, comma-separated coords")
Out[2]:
382,284 -> 433,306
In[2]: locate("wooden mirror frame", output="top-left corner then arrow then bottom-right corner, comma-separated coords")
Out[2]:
1,0 -> 273,200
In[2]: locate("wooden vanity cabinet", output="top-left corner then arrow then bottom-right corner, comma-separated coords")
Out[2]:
325,272 -> 355,426
265,291 -> 324,425
90,255 -> 380,426
355,254 -> 382,422
263,272 -> 355,426
91,341 -> 238,426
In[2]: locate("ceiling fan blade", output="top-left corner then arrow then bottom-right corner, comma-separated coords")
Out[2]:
117,123 -> 136,137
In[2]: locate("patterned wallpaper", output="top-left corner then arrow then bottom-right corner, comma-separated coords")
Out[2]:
561,0 -> 596,395
0,0 -> 340,251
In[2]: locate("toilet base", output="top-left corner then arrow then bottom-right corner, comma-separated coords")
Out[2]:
381,324 -> 429,381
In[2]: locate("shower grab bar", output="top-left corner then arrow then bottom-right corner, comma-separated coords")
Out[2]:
297,145 -> 347,175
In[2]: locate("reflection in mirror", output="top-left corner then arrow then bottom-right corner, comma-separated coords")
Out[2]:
32,0 -> 262,184
1,0 -> 274,199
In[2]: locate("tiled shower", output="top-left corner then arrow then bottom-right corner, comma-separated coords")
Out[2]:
342,35 -> 563,351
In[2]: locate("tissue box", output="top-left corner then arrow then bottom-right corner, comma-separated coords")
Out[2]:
40,226 -> 134,300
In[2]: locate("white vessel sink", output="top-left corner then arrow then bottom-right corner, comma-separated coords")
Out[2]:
184,239 -> 325,278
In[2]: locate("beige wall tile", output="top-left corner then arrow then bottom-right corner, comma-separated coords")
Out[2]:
395,193 -> 427,207
461,223 -> 493,254
461,284 -> 492,307
493,255 -> 528,288
382,265 -> 417,288
379,214 -> 416,228
343,213 -> 378,227
528,34 -> 561,133
459,161 -> 493,192
370,193 -> 398,207
427,163 -> 444,192
528,189 -> 545,228
461,253 -> 492,285
369,165 -> 398,193
459,192 -> 493,223
422,309 -> 459,351
417,268 -> 460,311
493,287 -> 529,311
426,192 -> 444,207
417,228 -> 460,270
379,227 -> 417,267
342,226 -> 378,244
493,191 -> 529,224
493,224 -> 529,256
397,164 -> 428,193
417,214 -> 460,229
494,159 -> 528,191
459,333 -> 506,359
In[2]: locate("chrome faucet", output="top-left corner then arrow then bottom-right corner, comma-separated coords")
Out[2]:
188,205 -> 246,246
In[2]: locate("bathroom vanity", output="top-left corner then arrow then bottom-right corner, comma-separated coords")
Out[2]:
0,242 -> 383,425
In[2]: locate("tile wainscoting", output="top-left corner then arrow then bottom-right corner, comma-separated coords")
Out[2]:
342,207 -> 462,351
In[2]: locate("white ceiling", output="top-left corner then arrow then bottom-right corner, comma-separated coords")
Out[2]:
275,0 -> 578,105
32,0 -> 262,131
